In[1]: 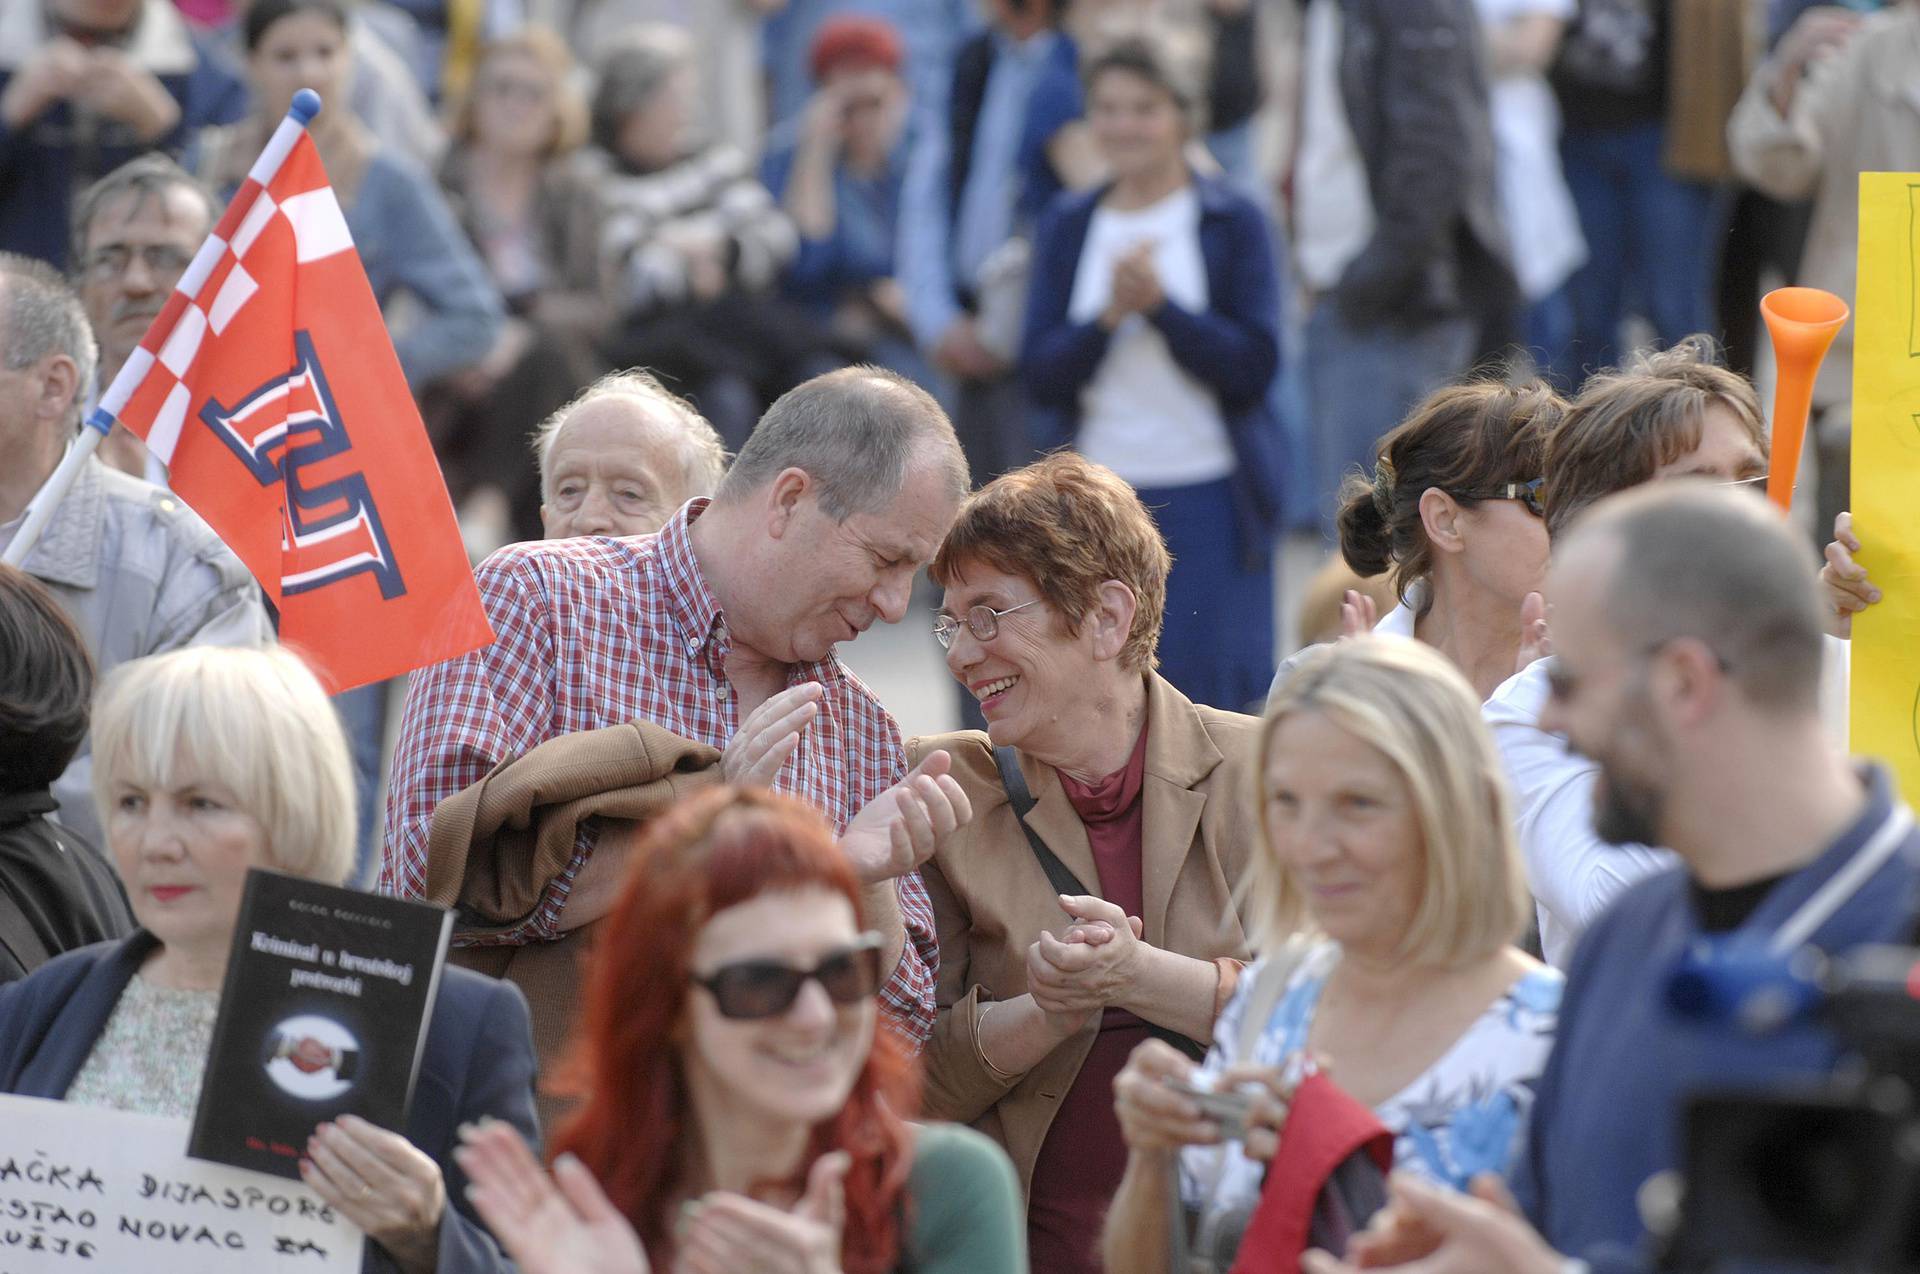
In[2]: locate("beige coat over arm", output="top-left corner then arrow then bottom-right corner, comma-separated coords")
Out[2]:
909,671 -> 1264,1194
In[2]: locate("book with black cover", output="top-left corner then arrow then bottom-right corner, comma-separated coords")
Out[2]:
188,868 -> 454,1180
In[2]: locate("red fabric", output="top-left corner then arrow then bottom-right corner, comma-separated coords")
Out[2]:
377,501 -> 937,1047
809,15 -> 905,81
1229,1073 -> 1395,1274
1026,727 -> 1150,1274
111,132 -> 490,694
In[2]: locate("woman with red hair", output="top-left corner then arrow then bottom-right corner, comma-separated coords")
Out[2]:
455,787 -> 1026,1274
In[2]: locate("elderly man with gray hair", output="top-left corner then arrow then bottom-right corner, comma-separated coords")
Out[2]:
383,365 -> 974,1050
0,252 -> 269,851
534,369 -> 730,540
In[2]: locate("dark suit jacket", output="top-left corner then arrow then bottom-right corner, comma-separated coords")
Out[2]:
0,931 -> 539,1274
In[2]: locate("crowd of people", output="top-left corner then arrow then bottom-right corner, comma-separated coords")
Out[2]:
2,0 -> 1918,1271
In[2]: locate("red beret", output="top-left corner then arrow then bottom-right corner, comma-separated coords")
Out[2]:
809,15 -> 904,83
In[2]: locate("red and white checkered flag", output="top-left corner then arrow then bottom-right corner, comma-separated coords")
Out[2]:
84,89 -> 492,692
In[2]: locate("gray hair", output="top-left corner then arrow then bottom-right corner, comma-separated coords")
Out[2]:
69,153 -> 217,271
532,368 -> 730,500
1571,483 -> 1828,712
717,365 -> 969,519
0,254 -> 99,419
590,24 -> 696,152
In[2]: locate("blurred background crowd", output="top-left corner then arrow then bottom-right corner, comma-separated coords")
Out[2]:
3,0 -> 1910,849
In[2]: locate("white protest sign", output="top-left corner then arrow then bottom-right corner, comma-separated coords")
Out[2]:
0,1094 -> 362,1273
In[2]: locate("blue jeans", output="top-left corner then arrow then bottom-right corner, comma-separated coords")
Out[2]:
1553,121 -> 1716,386
1302,301 -> 1477,538
332,680 -> 388,888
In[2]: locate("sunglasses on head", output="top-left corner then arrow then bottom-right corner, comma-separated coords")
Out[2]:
1453,477 -> 1546,519
691,933 -> 885,1020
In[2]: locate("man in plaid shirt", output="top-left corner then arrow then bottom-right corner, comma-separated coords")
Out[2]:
381,368 -> 974,1048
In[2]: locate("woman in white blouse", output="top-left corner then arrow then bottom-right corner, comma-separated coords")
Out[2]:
1022,31 -> 1284,712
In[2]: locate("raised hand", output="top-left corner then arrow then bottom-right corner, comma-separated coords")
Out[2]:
1820,511 -> 1879,639
838,750 -> 972,884
722,682 -> 823,787
1339,590 -> 1380,640
1515,592 -> 1551,674
456,1120 -> 650,1274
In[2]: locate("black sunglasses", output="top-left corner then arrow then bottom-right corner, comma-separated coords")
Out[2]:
1453,477 -> 1545,519
691,933 -> 885,1020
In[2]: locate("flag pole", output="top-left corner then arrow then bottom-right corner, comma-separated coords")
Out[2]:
0,89 -> 324,571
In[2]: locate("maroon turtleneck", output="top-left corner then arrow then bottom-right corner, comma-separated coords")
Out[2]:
1025,725 -> 1151,1274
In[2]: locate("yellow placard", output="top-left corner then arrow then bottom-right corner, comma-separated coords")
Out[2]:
1850,173 -> 1920,800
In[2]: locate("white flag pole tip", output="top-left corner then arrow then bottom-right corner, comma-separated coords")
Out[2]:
290,89 -> 322,125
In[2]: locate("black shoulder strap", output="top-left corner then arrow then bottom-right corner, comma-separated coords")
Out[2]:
993,746 -> 1090,899
994,747 -> 1207,1063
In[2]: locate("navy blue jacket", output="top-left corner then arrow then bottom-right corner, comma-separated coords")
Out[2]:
0,932 -> 539,1274
1020,175 -> 1285,559
1513,766 -> 1920,1274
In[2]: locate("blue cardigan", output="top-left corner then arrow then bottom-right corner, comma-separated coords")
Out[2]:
1020,175 -> 1285,560
0,931 -> 539,1274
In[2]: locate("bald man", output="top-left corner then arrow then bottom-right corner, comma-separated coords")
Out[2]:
533,370 -> 730,540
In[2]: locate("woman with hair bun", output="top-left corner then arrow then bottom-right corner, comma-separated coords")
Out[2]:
1310,381 -> 1564,702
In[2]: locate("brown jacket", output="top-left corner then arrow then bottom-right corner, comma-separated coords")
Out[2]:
426,720 -> 721,1125
909,673 -> 1263,1193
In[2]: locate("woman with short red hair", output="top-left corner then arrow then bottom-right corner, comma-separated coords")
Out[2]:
913,451 -> 1264,1274
456,788 -> 1025,1274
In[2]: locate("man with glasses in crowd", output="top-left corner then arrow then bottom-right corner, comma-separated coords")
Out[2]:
70,153 -> 215,482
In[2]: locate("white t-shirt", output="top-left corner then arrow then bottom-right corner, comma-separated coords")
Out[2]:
1067,186 -> 1237,488
1292,0 -> 1376,292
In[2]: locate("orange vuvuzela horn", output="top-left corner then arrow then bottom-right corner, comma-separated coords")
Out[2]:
1761,287 -> 1850,513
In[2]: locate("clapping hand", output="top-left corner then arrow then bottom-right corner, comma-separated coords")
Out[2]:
1102,243 -> 1166,328
722,683 -> 824,787
838,751 -> 972,884
1027,894 -> 1145,1017
80,46 -> 180,140
1515,592 -> 1551,674
0,38 -> 88,129
1338,590 -> 1380,640
456,1120 -> 650,1274
679,1151 -> 849,1274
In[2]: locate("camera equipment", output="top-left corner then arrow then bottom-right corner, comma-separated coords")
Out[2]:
1659,943 -> 1920,1272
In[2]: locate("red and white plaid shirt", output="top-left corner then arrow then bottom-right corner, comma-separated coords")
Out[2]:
380,500 -> 935,1047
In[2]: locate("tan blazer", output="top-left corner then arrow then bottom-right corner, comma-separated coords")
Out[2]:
908,673 -> 1264,1194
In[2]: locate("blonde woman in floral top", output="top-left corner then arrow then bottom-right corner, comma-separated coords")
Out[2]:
1104,637 -> 1562,1273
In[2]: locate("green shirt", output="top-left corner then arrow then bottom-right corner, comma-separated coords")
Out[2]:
902,1123 -> 1027,1273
